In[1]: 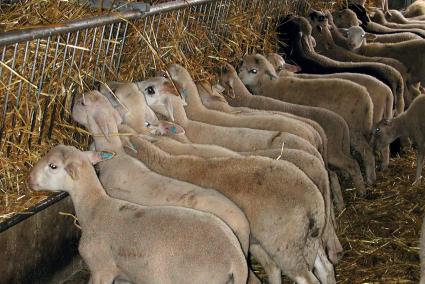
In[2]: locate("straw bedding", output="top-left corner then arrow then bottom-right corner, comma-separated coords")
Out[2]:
1,0 -> 424,283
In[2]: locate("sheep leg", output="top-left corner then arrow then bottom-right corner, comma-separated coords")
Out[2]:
323,221 -> 343,265
329,152 -> 366,195
247,270 -> 262,284
294,271 -> 320,284
351,133 -> 377,187
415,146 -> 425,183
378,146 -> 390,171
313,246 -> 336,284
328,170 -> 344,212
250,244 -> 282,284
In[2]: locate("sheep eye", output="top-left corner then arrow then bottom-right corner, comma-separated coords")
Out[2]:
375,128 -> 380,133
249,69 -> 257,74
145,86 -> 155,95
144,122 -> 151,127
49,163 -> 57,170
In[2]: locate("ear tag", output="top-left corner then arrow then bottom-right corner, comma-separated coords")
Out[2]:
268,74 -> 274,80
170,126 -> 177,134
100,151 -> 115,160
180,88 -> 188,106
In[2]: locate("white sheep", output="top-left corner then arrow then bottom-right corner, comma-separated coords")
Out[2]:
71,90 -> 260,282
136,76 -> 323,159
371,96 -> 425,184
106,80 -> 343,263
217,62 -> 366,196
239,53 -> 377,187
267,52 -> 394,170
27,144 -> 248,284
127,132 -> 336,284
345,26 -> 425,91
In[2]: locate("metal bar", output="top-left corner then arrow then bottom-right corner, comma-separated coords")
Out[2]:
47,33 -> 71,139
37,36 -> 61,144
110,22 -> 122,70
0,0 -> 218,47
100,24 -> 114,78
8,41 -> 30,153
0,43 -> 18,144
28,36 -> 51,148
92,25 -> 106,84
115,21 -> 128,73
0,46 -> 6,78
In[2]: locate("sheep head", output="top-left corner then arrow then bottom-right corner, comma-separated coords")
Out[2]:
331,9 -> 361,28
266,53 -> 301,74
136,77 -> 181,122
72,90 -> 122,141
238,54 -> 278,93
343,26 -> 376,50
27,145 -> 113,192
370,119 -> 397,151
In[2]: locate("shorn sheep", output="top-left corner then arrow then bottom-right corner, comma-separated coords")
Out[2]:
267,52 -> 393,170
345,26 -> 425,90
70,90 -> 262,283
27,145 -> 248,284
136,76 -> 323,159
217,62 -> 366,194
238,53 -> 377,187
371,96 -> 425,184
127,133 -> 335,284
108,79 -> 343,262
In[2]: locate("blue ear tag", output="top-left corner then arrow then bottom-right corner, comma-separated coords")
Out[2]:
100,151 -> 115,160
170,126 -> 177,134
180,88 -> 188,99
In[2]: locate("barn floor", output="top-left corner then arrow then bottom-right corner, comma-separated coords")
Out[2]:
45,151 -> 424,284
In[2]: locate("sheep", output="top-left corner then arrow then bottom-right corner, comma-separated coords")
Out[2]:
136,76 -> 323,160
371,96 -> 425,184
239,53 -> 377,188
344,4 -> 425,38
98,82 -> 242,159
107,80 -> 343,262
277,15 -> 405,116
310,10 -> 409,111
27,144 -> 248,284
217,62 -> 366,195
371,9 -> 425,31
125,131 -> 336,284
345,26 -> 425,94
71,90 -> 264,282
403,0 -> 425,18
165,64 -> 325,155
384,8 -> 425,25
331,9 -> 422,44
267,52 -> 393,170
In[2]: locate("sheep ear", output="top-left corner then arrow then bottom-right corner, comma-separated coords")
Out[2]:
383,119 -> 392,126
83,150 -> 116,165
339,28 -> 349,37
284,63 -> 302,73
65,162 -> 79,180
158,121 -> 185,135
365,33 -> 377,41
92,112 -> 112,142
162,97 -> 175,122
358,19 -> 363,25
144,106 -> 159,125
212,84 -> 225,93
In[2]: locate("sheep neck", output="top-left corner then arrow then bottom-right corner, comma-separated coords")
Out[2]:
178,79 -> 206,116
391,113 -> 409,139
233,76 -> 253,101
88,116 -> 125,155
168,95 -> 190,127
69,168 -> 109,230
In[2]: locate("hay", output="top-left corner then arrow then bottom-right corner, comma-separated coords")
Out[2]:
2,0 -> 424,283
